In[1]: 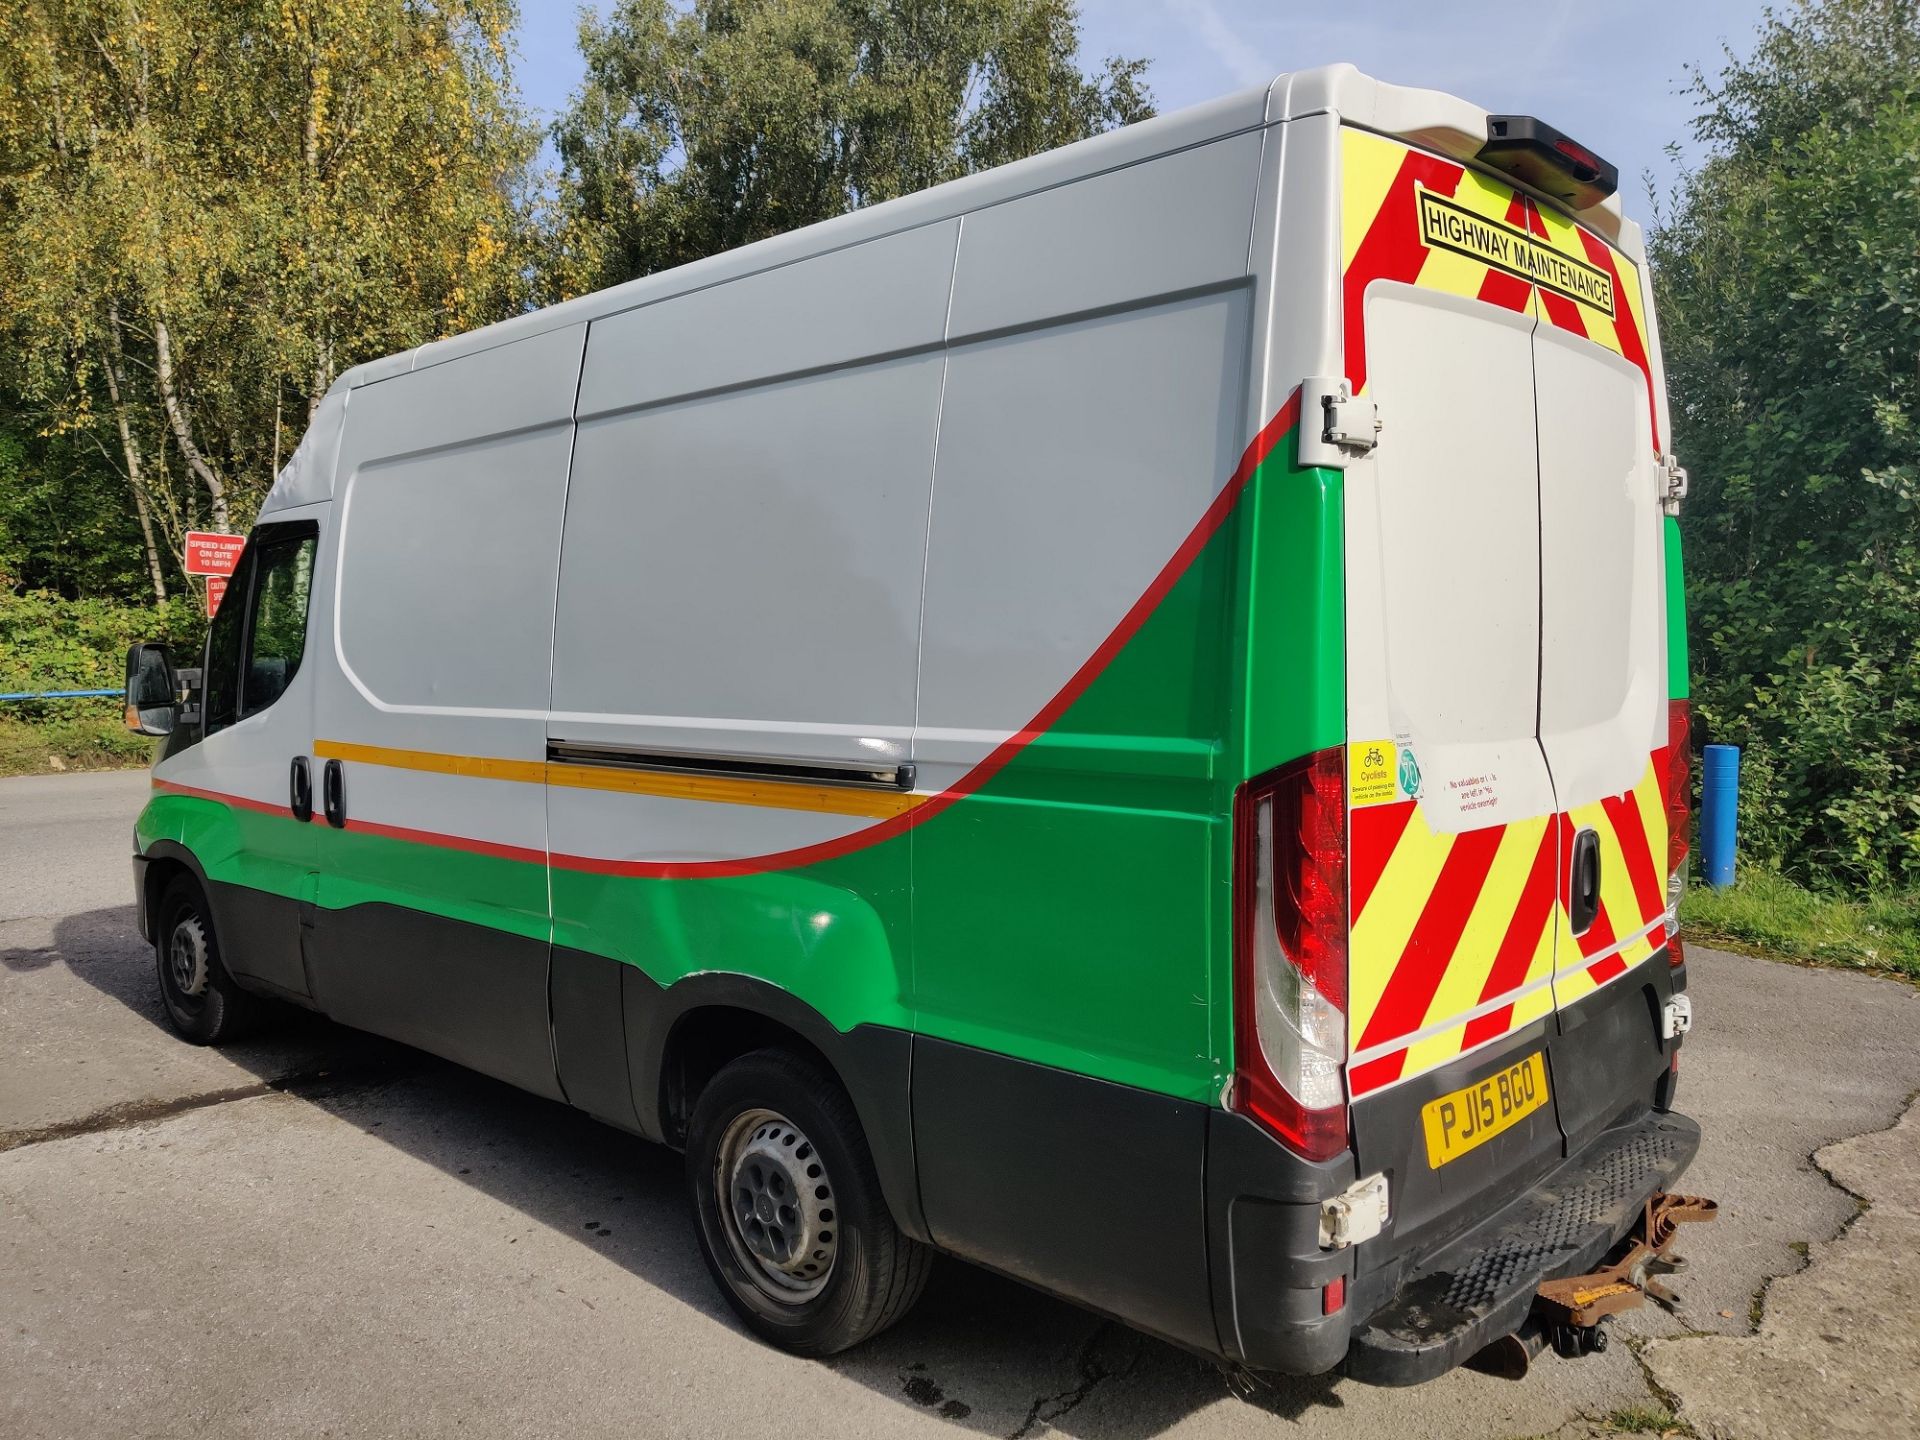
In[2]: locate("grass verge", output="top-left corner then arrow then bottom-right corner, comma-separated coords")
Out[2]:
1681,868 -> 1920,981
0,710 -> 153,777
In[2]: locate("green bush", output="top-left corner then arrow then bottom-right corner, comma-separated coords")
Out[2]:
1654,1 -> 1920,893
0,589 -> 203,699
0,590 -> 199,773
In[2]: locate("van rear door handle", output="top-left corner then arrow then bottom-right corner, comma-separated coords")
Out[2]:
1569,828 -> 1602,934
322,758 -> 345,829
289,756 -> 313,822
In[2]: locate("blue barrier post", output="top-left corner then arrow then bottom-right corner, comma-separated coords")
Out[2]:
1700,743 -> 1740,888
0,689 -> 123,702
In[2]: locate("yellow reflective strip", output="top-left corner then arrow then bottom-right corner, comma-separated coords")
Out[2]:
313,739 -> 926,820
314,739 -> 546,785
1349,811 -> 1454,1045
543,760 -> 922,820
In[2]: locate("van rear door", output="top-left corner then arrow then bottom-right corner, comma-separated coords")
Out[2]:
1525,208 -> 1675,1148
1337,126 -> 1673,1258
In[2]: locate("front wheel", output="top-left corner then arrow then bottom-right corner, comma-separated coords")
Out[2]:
686,1048 -> 930,1355
154,875 -> 264,1044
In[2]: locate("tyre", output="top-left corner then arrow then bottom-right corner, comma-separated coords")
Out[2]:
686,1047 -> 930,1355
154,874 -> 264,1044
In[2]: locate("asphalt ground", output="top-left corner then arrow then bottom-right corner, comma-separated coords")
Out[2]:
3,770 -> 1916,1439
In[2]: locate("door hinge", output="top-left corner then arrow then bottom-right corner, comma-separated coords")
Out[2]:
1661,454 -> 1689,516
1320,1172 -> 1391,1250
1298,377 -> 1379,468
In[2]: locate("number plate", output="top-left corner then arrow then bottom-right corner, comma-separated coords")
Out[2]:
1420,1052 -> 1550,1168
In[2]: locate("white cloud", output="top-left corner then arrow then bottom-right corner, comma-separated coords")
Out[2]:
1169,0 -> 1277,90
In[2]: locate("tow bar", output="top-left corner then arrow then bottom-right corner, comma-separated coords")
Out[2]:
1472,1191 -> 1719,1378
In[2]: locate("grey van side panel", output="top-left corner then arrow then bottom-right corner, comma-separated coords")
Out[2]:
576,220 -> 958,417
947,130 -> 1263,339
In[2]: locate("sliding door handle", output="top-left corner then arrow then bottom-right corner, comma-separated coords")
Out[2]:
322,758 -> 345,829
289,756 -> 313,823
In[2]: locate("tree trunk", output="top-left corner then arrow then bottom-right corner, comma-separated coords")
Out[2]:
102,301 -> 168,602
151,315 -> 229,532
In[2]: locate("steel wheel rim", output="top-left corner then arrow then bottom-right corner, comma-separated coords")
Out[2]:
714,1107 -> 837,1303
167,915 -> 210,1003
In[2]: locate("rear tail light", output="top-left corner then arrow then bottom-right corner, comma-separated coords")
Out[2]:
1664,699 -> 1691,967
1232,748 -> 1349,1161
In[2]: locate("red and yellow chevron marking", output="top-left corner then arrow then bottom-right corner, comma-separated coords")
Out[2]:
1348,803 -> 1558,1097
1553,753 -> 1672,1004
1340,127 -> 1661,449
1346,749 -> 1672,1099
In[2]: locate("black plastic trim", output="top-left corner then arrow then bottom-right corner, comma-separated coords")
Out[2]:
1205,1108 -> 1358,1374
307,903 -> 563,1101
912,1037 -> 1218,1356
549,947 -> 640,1132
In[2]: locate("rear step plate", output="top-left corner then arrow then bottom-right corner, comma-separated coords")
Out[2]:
1347,1113 -> 1701,1386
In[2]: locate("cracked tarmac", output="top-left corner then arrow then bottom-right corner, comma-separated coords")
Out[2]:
4,770 -> 1918,1439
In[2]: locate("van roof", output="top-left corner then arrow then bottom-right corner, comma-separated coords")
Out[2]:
330,62 -> 1630,393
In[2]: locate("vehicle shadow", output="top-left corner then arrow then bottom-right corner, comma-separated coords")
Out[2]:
18,905 -> 1352,1436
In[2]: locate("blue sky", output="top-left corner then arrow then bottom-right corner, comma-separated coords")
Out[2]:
513,0 -> 1772,212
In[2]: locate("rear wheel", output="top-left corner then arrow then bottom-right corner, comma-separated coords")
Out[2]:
686,1048 -> 929,1355
154,875 -> 264,1044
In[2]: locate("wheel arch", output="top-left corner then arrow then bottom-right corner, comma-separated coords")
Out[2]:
138,840 -> 213,944
628,970 -> 928,1242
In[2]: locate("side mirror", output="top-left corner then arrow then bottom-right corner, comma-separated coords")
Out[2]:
125,643 -> 178,736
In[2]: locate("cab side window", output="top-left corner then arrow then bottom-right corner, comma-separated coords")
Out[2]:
200,550 -> 253,737
241,531 -> 316,717
201,521 -> 319,738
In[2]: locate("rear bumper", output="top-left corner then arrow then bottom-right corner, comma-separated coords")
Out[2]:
1208,953 -> 1691,1380
1345,1108 -> 1699,1384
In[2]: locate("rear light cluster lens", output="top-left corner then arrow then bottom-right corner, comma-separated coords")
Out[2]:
1232,748 -> 1349,1161
1664,699 -> 1692,967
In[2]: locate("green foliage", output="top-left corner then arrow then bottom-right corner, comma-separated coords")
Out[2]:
0,421 -> 152,599
1683,868 -> 1920,980
0,0 -> 543,558
1652,0 -> 1920,891
550,0 -> 1153,291
0,589 -> 202,698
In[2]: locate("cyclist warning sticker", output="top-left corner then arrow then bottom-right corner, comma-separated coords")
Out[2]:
1349,740 -> 1398,807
